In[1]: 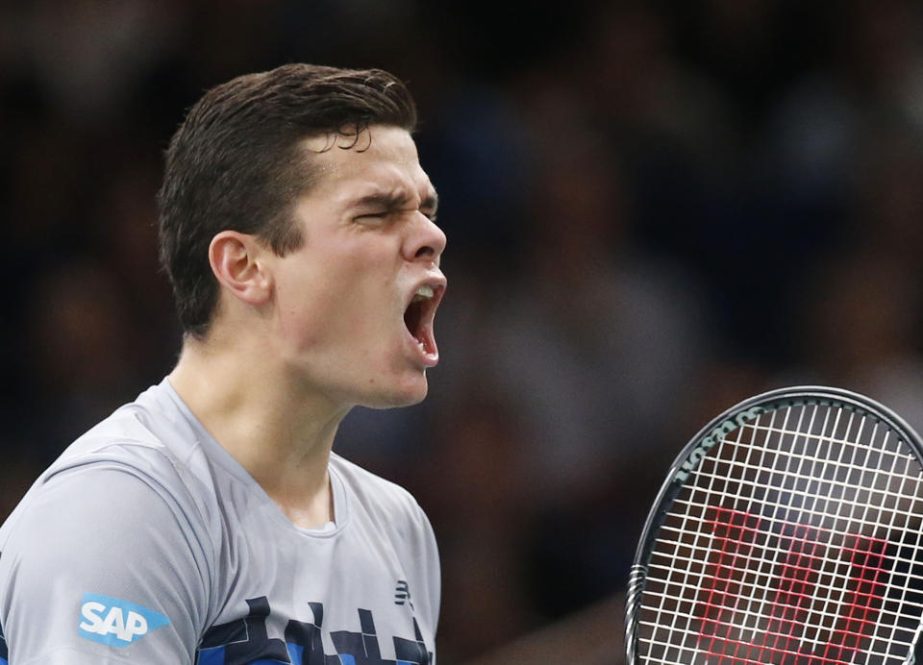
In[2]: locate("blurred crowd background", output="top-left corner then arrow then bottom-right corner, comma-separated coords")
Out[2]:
2,0 -> 923,662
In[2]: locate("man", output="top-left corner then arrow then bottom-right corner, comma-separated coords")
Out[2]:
0,64 -> 445,664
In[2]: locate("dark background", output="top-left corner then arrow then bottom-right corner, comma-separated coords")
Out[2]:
2,1 -> 923,662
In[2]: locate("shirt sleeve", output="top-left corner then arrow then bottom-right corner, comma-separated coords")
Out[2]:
0,463 -> 211,664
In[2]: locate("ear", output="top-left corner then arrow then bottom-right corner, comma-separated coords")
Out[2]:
208,231 -> 272,306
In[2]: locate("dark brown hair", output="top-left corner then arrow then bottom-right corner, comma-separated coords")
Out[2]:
157,64 -> 417,338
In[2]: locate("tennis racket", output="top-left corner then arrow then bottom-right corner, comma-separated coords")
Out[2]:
626,386 -> 923,665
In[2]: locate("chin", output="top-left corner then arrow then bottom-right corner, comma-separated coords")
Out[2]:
361,375 -> 429,409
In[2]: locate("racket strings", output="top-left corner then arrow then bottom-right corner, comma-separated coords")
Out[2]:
660,499 -> 923,562
705,405 -> 828,664
697,405 -> 811,664
643,398 -> 767,659
717,410 -> 908,664
646,536 -> 923,596
637,402 -> 923,665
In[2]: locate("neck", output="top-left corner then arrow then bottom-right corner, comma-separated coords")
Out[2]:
169,331 -> 349,528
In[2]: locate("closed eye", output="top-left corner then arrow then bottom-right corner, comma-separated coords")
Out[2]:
355,208 -> 436,225
354,211 -> 389,224
350,190 -> 438,225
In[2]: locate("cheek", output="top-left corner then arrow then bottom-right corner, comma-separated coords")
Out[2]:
270,235 -> 405,363
277,271 -> 394,354
272,263 -> 333,346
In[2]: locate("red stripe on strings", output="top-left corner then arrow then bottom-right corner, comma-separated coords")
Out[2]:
694,508 -> 888,665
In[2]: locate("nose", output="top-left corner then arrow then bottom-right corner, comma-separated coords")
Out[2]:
404,213 -> 447,263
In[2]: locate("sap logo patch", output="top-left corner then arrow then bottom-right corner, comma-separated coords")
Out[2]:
78,593 -> 170,648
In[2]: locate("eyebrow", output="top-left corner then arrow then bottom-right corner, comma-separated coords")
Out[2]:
351,190 -> 439,214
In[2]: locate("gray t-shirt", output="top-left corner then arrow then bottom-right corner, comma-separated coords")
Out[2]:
0,380 -> 440,664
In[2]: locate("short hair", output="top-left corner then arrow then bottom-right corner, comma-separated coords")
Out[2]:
157,64 -> 418,338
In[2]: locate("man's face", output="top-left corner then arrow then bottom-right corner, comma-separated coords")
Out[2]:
266,125 -> 446,408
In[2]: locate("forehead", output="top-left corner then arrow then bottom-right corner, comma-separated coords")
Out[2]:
300,125 -> 434,205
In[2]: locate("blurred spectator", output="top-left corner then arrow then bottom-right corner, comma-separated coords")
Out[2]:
483,120 -> 711,501
418,393 -> 537,662
22,260 -> 145,461
783,249 -> 923,434
15,0 -> 181,124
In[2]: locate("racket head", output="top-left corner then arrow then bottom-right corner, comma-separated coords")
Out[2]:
626,386 -> 923,665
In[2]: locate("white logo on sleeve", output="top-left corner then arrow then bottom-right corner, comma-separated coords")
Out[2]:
78,593 -> 170,647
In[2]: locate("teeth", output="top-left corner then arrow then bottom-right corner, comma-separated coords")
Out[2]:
412,285 -> 435,302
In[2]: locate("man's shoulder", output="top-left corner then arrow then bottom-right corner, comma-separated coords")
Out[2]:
330,454 -> 430,531
49,385 -> 201,486
0,384 -> 224,569
331,453 -> 416,502
20,381 -> 221,538
329,455 -> 440,593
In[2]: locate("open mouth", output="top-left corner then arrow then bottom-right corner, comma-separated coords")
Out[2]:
403,284 -> 443,358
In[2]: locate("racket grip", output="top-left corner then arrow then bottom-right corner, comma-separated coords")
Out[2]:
626,564 -> 646,665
